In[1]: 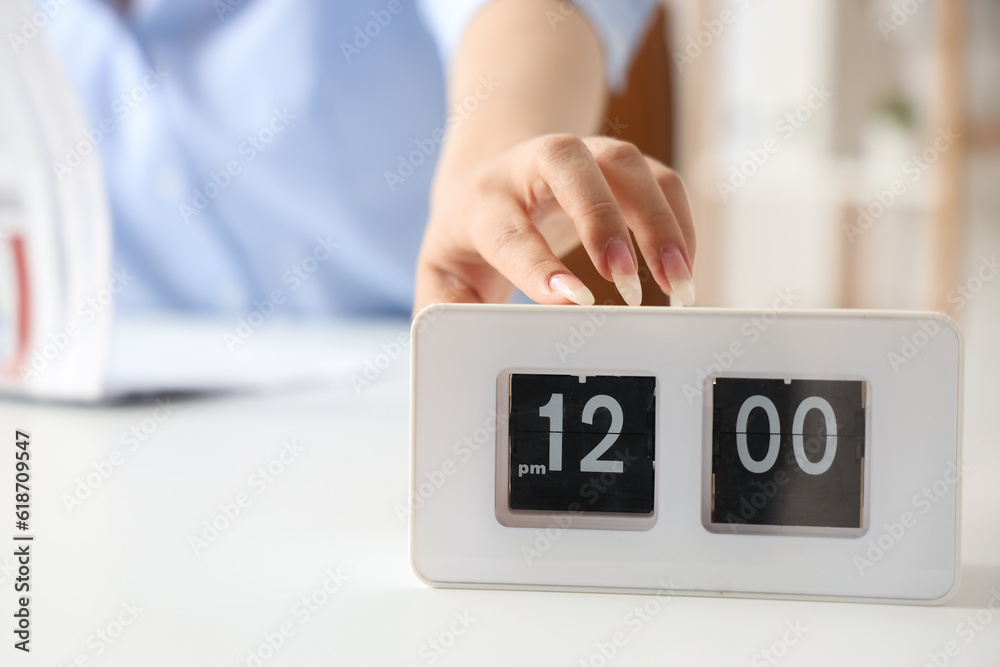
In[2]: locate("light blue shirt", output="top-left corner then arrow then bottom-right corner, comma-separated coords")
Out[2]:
45,0 -> 655,317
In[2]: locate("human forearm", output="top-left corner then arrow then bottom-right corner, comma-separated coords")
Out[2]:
431,0 -> 607,202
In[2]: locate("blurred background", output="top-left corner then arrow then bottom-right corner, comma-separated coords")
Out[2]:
607,0 -> 998,323
1,0 -> 998,400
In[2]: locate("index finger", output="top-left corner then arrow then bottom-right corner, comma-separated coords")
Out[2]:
512,134 -> 644,306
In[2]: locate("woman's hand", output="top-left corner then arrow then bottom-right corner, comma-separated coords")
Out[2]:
413,133 -> 696,313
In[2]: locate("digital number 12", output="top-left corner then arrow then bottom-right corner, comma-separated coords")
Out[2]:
537,393 -> 624,474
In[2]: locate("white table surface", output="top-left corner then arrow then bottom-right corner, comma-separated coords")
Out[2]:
1,310 -> 998,667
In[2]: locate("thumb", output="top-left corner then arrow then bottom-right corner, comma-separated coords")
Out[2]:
412,263 -> 484,317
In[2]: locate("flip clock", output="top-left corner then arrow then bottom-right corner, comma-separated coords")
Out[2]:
409,304 -> 962,604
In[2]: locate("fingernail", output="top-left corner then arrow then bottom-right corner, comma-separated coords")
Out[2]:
660,245 -> 695,306
549,273 -> 595,306
606,238 -> 642,307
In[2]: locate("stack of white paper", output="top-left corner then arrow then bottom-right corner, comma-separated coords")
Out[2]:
0,0 -> 113,401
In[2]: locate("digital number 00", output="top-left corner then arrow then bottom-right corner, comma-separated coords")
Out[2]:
736,394 -> 838,475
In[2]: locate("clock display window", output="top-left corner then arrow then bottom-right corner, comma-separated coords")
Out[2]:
709,377 -> 867,532
505,373 -> 656,516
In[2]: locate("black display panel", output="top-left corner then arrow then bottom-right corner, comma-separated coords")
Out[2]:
507,374 -> 655,514
710,377 -> 866,529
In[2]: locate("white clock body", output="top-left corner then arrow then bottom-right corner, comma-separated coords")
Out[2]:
409,304 -> 962,604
